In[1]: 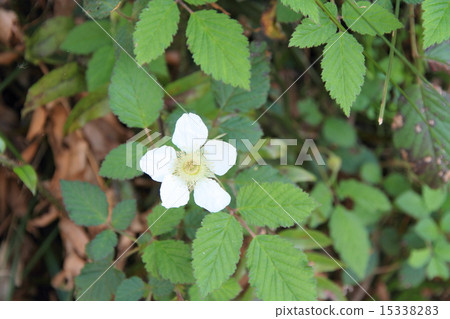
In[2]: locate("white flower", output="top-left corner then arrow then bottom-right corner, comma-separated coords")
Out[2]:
139,113 -> 237,213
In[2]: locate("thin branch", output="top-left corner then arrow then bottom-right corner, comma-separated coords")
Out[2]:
176,0 -> 194,14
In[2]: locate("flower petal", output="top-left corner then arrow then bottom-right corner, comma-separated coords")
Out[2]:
203,140 -> 237,176
139,146 -> 177,182
193,178 -> 231,213
160,174 -> 190,209
172,113 -> 208,153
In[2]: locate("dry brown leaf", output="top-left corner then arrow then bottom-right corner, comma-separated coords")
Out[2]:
0,9 -> 22,47
59,218 -> 89,258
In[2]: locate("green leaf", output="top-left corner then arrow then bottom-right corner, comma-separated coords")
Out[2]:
75,260 -> 125,300
426,256 -> 449,280
13,165 -> 37,195
408,247 -> 431,268
60,180 -> 108,226
337,179 -> 391,213
115,277 -> 146,301
235,165 -> 291,188
147,205 -> 185,237
212,42 -> 270,112
112,199 -> 136,231
0,137 -> 5,153
276,1 -> 300,23
330,206 -> 370,278
422,0 -> 450,48
278,228 -> 332,250
192,212 -> 243,296
142,240 -> 194,284
281,0 -> 320,22
25,16 -> 74,64
189,278 -> 241,301
321,32 -> 365,115
184,207 -> 207,240
149,277 -> 175,300
133,0 -> 180,64
322,118 -> 357,148
237,182 -> 318,228
395,190 -> 430,219
24,62 -> 85,115
434,238 -> 450,261
61,20 -> 111,54
185,0 -> 217,5
109,53 -> 164,128
342,1 -> 402,36
309,182 -> 333,227
289,3 -> 337,48
87,46 -> 115,91
64,85 -> 110,134
316,277 -> 347,301
86,229 -> 118,261
415,218 -> 440,242
99,143 -> 143,180
246,235 -> 317,301
360,162 -> 382,184
393,85 -> 449,187
422,185 -> 447,212
441,213 -> 450,233
306,252 -> 344,273
383,173 -> 411,197
84,0 -> 120,19
219,116 -> 263,151
186,10 -> 251,89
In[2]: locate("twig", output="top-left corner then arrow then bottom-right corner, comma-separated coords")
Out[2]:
176,0 -> 194,14
228,207 -> 256,238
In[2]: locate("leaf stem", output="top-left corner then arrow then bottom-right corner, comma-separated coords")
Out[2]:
176,0 -> 194,14
228,207 -> 256,238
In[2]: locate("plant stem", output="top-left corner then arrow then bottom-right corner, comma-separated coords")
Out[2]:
176,0 -> 194,14
228,207 -> 256,238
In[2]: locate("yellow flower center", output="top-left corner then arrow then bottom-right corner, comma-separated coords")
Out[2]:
174,151 -> 212,189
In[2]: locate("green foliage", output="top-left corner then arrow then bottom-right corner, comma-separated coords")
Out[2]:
134,0 -> 180,64
115,277 -> 146,301
109,53 -> 164,128
60,180 -> 108,226
422,185 -> 447,212
192,213 -> 243,296
61,21 -> 112,54
279,228 -> 332,250
186,10 -> 251,89
112,199 -> 137,231
237,182 -> 318,228
322,118 -> 357,148
321,32 -> 366,115
281,0 -> 320,22
189,278 -> 241,301
246,235 -> 317,300
86,45 -> 115,91
337,179 -> 391,213
84,0 -> 120,19
147,205 -> 185,236
99,143 -> 143,180
86,229 -> 118,261
185,0 -> 217,5
422,0 -> 450,48
414,218 -> 440,242
330,206 -> 370,278
13,165 -> 37,195
219,116 -> 263,151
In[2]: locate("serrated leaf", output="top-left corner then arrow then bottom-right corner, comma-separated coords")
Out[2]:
75,260 -> 125,300
83,0 -> 120,19
219,116 -> 263,151
99,143 -> 143,180
321,32 -> 365,115
115,277 -> 146,301
87,45 -> 115,91
109,53 -> 164,128
61,20 -> 111,54
133,0 -> 180,64
289,3 -> 337,48
24,62 -> 85,115
279,228 -> 332,250
422,185 -> 447,212
337,179 -> 391,213
246,235 -> 317,301
422,0 -> 450,48
392,85 -> 450,187
86,229 -> 118,261
329,206 -> 370,278
395,190 -> 430,219
149,277 -> 175,300
192,213 -> 243,296
64,85 -> 110,134
212,42 -> 270,112
147,205 -> 184,236
142,240 -> 194,284
112,199 -> 136,231
185,0 -> 217,5
189,278 -> 241,301
342,1 -> 402,36
13,165 -> 37,195
186,10 -> 251,89
60,180 -> 108,226
281,0 -> 320,22
235,165 -> 291,188
184,207 -> 207,240
237,182 -> 318,228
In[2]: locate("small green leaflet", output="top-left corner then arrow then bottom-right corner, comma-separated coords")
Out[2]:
87,45 -> 115,91
61,21 -> 112,54
134,0 -> 180,64
330,206 -> 370,278
13,165 -> 37,195
395,190 -> 430,219
321,32 -> 366,116
147,205 -> 185,236
322,117 -> 357,148
237,182 -> 318,228
142,240 -> 194,284
109,53 -> 164,128
115,277 -> 146,301
185,0 -> 217,5
86,229 -> 118,261
422,185 -> 447,212
60,180 -> 108,226
408,247 -> 431,268
246,235 -> 317,301
219,116 -> 263,151
212,42 -> 270,112
422,0 -> 450,48
99,143 -> 143,180
75,260 -> 125,300
281,0 -> 320,23
235,165 -> 291,188
189,278 -> 241,301
289,2 -> 337,48
337,179 -> 391,213
186,10 -> 251,89
415,218 -> 440,242
83,0 -> 120,19
192,213 -> 243,296
111,199 -> 136,231
342,1 -> 402,36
